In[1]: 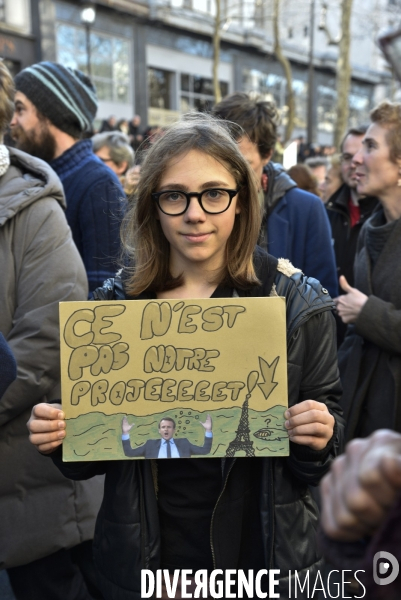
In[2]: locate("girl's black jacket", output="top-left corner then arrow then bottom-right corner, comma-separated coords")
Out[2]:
52,247 -> 344,600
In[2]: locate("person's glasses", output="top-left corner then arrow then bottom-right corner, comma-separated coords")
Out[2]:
151,188 -> 240,216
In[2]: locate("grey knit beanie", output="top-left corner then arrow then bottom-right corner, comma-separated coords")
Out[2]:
14,61 -> 98,138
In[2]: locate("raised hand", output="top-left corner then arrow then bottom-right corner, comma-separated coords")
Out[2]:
334,275 -> 368,324
122,416 -> 135,435
200,414 -> 213,432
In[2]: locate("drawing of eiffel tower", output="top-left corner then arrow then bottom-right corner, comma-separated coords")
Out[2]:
226,399 -> 255,457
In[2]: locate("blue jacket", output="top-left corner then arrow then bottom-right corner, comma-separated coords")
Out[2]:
50,139 -> 125,292
264,164 -> 339,298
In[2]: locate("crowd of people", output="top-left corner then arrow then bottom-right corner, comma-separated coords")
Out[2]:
1,59 -> 401,600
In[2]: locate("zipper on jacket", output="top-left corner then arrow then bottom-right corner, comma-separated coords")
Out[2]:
210,458 -> 236,568
209,458 -> 276,578
327,203 -> 352,237
138,465 -> 150,570
266,459 -> 275,570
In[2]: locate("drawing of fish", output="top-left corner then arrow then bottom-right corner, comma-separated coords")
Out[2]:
253,428 -> 272,440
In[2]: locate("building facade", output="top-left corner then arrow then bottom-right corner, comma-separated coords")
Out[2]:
7,0 -> 400,143
0,0 -> 41,76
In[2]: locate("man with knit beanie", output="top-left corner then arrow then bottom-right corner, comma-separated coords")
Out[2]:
10,62 -> 125,293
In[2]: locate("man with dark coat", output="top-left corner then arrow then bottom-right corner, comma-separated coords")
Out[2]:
128,115 -> 143,152
213,93 -> 338,298
326,126 -> 378,345
99,115 -> 117,133
10,62 -> 125,292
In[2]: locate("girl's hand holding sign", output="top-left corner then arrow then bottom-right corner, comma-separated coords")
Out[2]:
27,403 -> 65,454
285,400 -> 335,451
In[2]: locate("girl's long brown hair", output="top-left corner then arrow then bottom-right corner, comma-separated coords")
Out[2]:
121,113 -> 263,297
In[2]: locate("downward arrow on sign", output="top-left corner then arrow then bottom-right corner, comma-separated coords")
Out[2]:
257,356 -> 280,400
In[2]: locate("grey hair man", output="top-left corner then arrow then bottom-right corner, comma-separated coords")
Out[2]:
92,130 -> 134,178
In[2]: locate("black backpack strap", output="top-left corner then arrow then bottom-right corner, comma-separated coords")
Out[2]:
253,247 -> 278,296
92,275 -> 126,301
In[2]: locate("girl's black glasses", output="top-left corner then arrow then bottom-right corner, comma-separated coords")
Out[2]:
151,188 -> 239,215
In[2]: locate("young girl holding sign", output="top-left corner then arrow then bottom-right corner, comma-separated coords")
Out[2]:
28,114 -> 343,599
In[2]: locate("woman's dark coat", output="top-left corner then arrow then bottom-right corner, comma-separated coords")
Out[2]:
338,216 -> 401,441
52,248 -> 344,600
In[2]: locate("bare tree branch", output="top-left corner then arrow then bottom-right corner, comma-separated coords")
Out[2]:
213,0 -> 222,102
318,1 -> 341,45
334,0 -> 353,148
273,0 -> 295,142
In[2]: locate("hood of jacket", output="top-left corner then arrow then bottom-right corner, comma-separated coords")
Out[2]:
264,161 -> 297,206
0,147 -> 65,227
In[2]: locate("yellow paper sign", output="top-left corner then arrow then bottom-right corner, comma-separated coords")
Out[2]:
59,297 -> 289,461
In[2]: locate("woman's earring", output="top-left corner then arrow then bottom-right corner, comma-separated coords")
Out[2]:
398,170 -> 401,187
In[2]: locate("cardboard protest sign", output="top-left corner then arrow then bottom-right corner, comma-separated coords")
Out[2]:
59,298 -> 289,461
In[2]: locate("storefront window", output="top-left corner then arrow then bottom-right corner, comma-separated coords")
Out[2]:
180,73 -> 228,112
317,84 -> 337,132
114,40 -> 131,102
243,69 -> 308,129
292,79 -> 307,129
193,75 -> 214,95
91,35 -> 113,80
243,69 -> 285,106
193,0 -> 216,15
181,96 -> 191,112
148,68 -> 171,109
317,81 -> 372,134
56,23 -> 130,103
348,83 -> 372,128
244,68 -> 373,138
181,73 -> 190,92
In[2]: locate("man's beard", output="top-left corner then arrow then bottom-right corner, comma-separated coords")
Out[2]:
12,122 -> 56,163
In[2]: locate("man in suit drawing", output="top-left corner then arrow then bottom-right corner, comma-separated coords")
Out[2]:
121,415 -> 213,458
